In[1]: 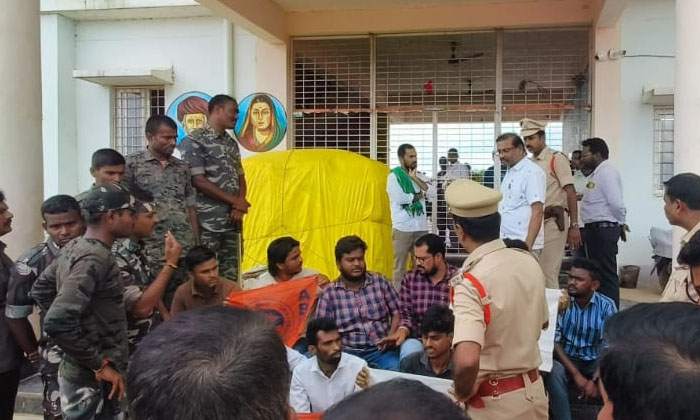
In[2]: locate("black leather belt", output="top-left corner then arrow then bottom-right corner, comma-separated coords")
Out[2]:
585,221 -> 619,228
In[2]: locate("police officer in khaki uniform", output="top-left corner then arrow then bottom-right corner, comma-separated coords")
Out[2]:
447,179 -> 549,420
521,118 -> 582,289
660,173 -> 700,303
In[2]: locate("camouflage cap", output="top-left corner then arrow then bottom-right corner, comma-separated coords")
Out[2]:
82,183 -> 135,214
133,198 -> 156,214
519,118 -> 547,138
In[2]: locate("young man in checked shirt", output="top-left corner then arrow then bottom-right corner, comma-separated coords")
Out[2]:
377,233 -> 457,361
316,235 -> 401,370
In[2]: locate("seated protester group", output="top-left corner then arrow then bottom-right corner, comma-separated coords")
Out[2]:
5,195 -> 86,420
31,184 -> 135,420
545,258 -> 617,420
399,305 -> 454,379
379,233 -> 458,361
75,148 -> 126,205
290,317 -> 369,413
597,302 -> 700,420
171,245 -> 238,316
245,236 -> 330,290
112,190 -> 183,354
316,235 -> 402,370
323,379 -> 468,420
128,306 -> 295,420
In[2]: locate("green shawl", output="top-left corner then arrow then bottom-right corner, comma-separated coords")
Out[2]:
391,167 -> 424,217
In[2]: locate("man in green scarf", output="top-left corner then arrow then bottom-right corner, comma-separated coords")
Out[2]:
387,144 -> 436,291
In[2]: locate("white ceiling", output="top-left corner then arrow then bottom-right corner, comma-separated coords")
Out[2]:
274,0 -> 539,12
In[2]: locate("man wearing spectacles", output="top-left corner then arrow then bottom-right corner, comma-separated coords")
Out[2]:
377,233 -> 458,361
578,138 -> 626,307
661,173 -> 700,303
496,133 -> 546,253
675,231 -> 700,303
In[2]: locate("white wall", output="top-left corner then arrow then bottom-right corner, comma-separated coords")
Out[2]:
233,25 -> 288,157
71,16 -> 229,190
615,0 -> 675,287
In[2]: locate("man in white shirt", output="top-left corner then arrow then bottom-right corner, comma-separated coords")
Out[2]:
496,133 -> 546,251
290,317 -> 370,413
660,173 -> 700,303
579,137 -> 626,307
445,148 -> 471,184
387,144 -> 436,290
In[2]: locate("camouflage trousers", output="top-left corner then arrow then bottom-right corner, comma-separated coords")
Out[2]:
58,376 -> 124,420
200,229 -> 241,282
40,345 -> 64,420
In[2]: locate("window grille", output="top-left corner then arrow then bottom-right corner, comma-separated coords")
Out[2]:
114,87 -> 165,156
653,106 -> 674,193
292,37 -> 372,157
292,29 -> 590,255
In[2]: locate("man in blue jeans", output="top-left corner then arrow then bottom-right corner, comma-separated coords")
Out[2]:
545,258 -> 616,420
316,236 -> 401,370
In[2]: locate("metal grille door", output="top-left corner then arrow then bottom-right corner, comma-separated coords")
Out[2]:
292,37 -> 372,157
291,29 -> 591,256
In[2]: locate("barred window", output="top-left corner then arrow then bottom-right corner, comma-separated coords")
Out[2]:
653,106 -> 674,193
114,87 -> 165,156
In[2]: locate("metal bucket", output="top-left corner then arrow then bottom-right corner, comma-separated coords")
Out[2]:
620,265 -> 640,289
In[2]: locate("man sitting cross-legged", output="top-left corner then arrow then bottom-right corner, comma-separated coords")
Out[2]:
290,317 -> 369,413
244,236 -> 330,290
170,245 -> 238,316
545,258 -> 617,420
399,305 -> 455,379
316,235 -> 401,370
378,233 -> 458,361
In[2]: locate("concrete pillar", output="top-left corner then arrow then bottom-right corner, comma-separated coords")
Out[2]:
592,25 -> 622,164
42,14 -> 78,198
674,0 -> 700,176
0,0 -> 44,258
673,0 -> 700,256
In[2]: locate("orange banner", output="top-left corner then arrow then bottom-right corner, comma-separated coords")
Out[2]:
296,414 -> 323,420
225,276 -> 318,347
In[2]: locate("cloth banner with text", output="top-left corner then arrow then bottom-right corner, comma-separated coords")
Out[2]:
225,276 -> 318,346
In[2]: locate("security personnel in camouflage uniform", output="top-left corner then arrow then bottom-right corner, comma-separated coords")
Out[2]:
6,195 -> 86,420
447,179 -> 549,420
123,115 -> 198,306
112,195 -> 182,355
31,184 -> 135,420
74,149 -> 126,206
179,94 -> 250,282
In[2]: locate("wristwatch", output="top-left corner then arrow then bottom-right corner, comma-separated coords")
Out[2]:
570,223 -> 580,228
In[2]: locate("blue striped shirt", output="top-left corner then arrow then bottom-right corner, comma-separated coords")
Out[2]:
555,292 -> 617,361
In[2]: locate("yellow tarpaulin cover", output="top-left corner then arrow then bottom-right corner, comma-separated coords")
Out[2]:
241,149 -> 393,280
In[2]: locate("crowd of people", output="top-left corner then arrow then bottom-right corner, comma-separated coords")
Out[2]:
1,94 -> 700,420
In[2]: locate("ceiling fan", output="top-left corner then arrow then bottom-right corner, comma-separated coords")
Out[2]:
448,41 -> 484,64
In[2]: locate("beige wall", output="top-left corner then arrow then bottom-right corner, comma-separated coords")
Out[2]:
287,0 -> 598,36
1,0 -> 44,258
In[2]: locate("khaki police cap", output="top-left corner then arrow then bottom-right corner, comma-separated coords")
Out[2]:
445,179 -> 502,218
519,118 -> 547,138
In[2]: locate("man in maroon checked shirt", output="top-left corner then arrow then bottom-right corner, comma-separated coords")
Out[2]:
378,233 -> 458,361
